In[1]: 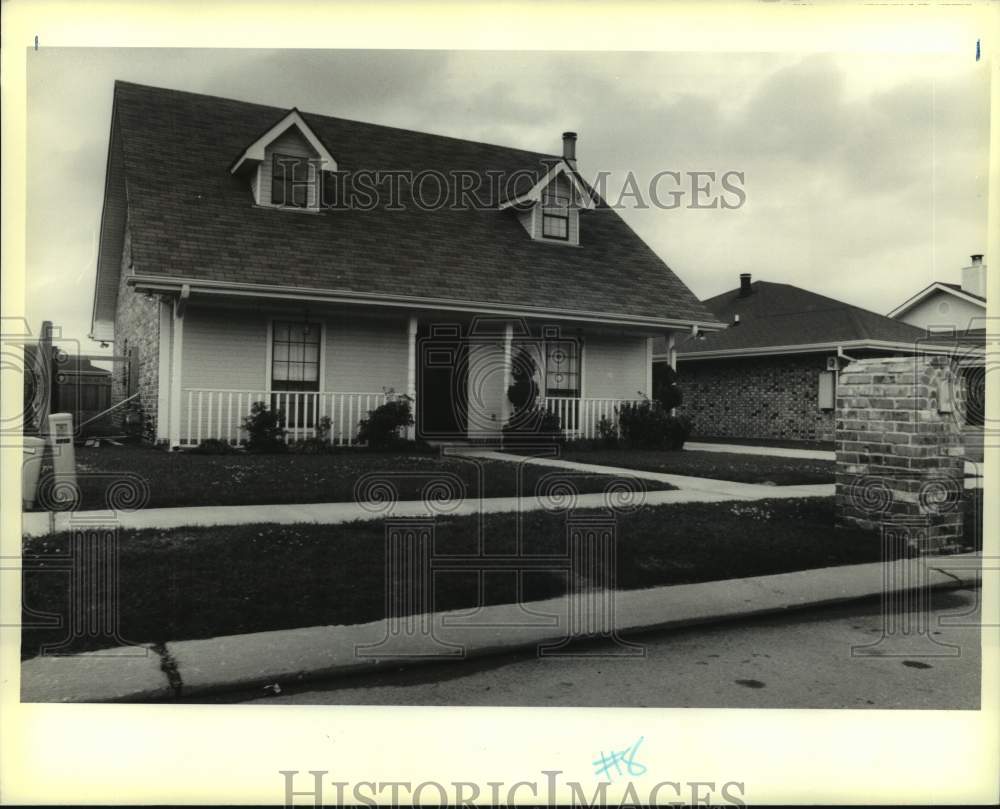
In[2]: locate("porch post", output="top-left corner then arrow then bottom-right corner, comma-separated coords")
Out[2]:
156,300 -> 171,442
167,287 -> 188,449
645,336 -> 654,399
407,315 -> 418,439
502,322 -> 513,425
666,332 -> 677,416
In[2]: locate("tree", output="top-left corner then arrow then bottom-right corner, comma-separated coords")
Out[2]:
506,345 -> 539,415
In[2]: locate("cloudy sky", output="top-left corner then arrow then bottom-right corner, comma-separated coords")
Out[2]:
26,47 -> 990,353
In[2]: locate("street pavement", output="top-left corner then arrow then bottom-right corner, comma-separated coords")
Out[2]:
209,588 -> 982,709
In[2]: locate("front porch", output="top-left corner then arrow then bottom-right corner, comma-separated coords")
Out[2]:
178,388 -> 641,447
158,297 -> 665,448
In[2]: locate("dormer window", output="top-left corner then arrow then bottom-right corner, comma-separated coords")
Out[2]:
499,136 -> 594,247
271,153 -> 312,208
541,189 -> 570,240
230,108 -> 338,211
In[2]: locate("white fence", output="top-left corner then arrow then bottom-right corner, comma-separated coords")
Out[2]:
181,389 -> 389,446
540,396 -> 640,440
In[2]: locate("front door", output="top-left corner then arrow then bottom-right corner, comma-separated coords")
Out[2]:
416,322 -> 468,440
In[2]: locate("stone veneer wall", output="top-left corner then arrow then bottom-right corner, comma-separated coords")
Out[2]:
835,355 -> 965,552
676,353 -> 836,442
111,222 -> 162,441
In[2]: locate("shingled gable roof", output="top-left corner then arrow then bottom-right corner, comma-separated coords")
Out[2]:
676,280 -> 944,358
887,280 -> 987,320
93,81 -> 722,333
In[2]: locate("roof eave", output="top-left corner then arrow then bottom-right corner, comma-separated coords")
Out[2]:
498,160 -> 596,211
230,108 -> 338,175
127,274 -> 722,332
91,100 -> 120,338
672,338 -> 983,361
888,282 -> 988,318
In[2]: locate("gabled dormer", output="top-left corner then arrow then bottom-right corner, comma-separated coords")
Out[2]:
500,132 -> 595,246
230,109 -> 337,212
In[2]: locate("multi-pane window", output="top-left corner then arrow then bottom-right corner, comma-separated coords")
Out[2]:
271,321 -> 320,392
541,189 -> 569,240
544,340 -> 580,396
271,153 -> 311,208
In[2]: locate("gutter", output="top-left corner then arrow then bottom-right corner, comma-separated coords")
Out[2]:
669,338 -> 983,362
126,274 -> 727,333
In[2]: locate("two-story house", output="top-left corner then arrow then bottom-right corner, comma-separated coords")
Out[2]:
91,82 -> 721,448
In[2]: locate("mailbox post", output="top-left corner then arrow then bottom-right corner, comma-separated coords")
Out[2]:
47,413 -> 77,493
22,436 -> 46,509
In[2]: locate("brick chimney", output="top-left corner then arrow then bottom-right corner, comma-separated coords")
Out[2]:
738,273 -> 753,297
562,132 -> 577,167
961,254 -> 987,298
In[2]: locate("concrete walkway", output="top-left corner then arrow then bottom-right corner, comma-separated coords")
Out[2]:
22,479 -> 833,537
20,552 -> 981,702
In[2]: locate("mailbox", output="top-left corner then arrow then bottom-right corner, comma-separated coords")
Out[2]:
47,412 -> 77,483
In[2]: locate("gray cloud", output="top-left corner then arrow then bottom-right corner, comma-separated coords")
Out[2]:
24,48 -> 989,351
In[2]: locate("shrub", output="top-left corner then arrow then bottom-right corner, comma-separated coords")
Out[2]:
596,415 -> 620,447
358,395 -> 414,450
242,401 -> 287,453
618,400 -> 691,450
502,405 -> 563,447
122,401 -> 144,440
288,437 -> 331,454
652,362 -> 683,411
189,438 -> 238,455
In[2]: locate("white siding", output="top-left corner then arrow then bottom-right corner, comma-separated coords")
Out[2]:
896,290 -> 985,334
181,307 -> 268,391
582,334 -> 648,400
177,308 -> 410,444
326,318 -> 409,393
179,307 -> 268,442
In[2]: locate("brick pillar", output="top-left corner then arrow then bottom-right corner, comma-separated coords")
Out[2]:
835,355 -> 964,552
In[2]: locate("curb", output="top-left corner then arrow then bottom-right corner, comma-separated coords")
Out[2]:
20,553 -> 982,703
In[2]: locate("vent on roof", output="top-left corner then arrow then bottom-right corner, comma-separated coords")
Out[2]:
739,273 -> 753,297
732,313 -> 741,326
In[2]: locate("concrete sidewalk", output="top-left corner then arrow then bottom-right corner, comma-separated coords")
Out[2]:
685,440 -> 983,480
20,552 -> 982,703
686,441 -> 835,460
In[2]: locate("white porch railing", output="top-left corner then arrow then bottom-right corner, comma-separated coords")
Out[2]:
540,396 -> 641,440
181,389 -> 390,446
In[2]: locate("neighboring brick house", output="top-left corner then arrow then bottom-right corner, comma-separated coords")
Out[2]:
90,81 -> 722,448
654,274 -> 979,444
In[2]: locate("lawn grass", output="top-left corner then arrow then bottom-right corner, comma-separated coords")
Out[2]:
560,448 -> 834,485
20,492 -> 981,659
32,444 -> 673,511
